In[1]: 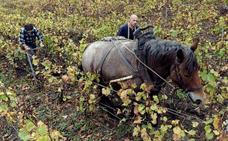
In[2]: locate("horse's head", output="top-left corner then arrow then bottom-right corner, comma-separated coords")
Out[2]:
170,41 -> 206,104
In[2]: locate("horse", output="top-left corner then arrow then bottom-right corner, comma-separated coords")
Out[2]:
82,37 -> 206,104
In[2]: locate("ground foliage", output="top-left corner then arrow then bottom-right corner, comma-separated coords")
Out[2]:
0,0 -> 227,140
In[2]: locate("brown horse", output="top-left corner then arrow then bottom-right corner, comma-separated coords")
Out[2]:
82,37 -> 206,104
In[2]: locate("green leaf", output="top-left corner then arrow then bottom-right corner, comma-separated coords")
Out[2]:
136,92 -> 143,101
218,48 -> 225,57
160,125 -> 169,133
138,104 -> 146,115
204,125 -> 212,133
192,121 -> 199,128
0,94 -> 7,101
204,118 -> 213,124
207,73 -> 216,85
161,94 -> 168,100
216,94 -> 224,104
151,112 -> 157,124
133,126 -> 140,137
170,29 -> 179,38
210,69 -> 220,77
0,104 -> 8,112
153,95 -> 159,103
19,130 -> 31,141
187,130 -> 196,136
200,69 -> 208,81
162,116 -> 168,122
25,120 -> 36,132
150,104 -> 158,111
37,125 -> 48,136
41,60 -> 52,70
206,132 -> 214,140
37,135 -> 50,141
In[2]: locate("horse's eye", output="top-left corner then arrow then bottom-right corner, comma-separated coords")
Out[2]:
184,73 -> 191,77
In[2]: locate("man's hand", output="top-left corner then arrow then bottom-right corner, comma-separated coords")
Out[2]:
40,42 -> 44,47
23,44 -> 30,51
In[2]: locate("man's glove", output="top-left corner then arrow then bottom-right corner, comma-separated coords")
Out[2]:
40,42 -> 44,47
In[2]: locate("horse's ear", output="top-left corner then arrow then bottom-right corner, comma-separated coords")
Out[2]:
191,37 -> 199,52
177,49 -> 185,63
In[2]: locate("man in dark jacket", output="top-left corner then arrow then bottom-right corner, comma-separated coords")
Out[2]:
19,24 -> 44,52
117,14 -> 139,40
18,24 -> 44,78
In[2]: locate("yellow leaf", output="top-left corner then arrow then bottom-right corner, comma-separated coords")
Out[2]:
173,126 -> 182,135
150,104 -> 158,111
173,126 -> 185,140
141,128 -> 151,141
213,130 -> 220,136
213,115 -> 221,130
133,126 -> 140,137
32,56 -> 39,66
102,88 -> 110,96
89,94 -> 96,100
192,121 -> 199,128
138,104 -> 146,115
153,95 -> 159,103
140,83 -> 153,93
51,130 -> 65,140
172,120 -> 180,125
187,130 -> 196,136
118,89 -> 132,106
151,112 -> 157,124
133,116 -> 142,124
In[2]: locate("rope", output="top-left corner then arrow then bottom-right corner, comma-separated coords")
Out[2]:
99,103 -> 122,120
166,107 -> 205,122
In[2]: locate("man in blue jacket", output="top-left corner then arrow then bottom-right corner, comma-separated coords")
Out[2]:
18,24 -> 44,78
19,24 -> 44,52
117,14 -> 139,40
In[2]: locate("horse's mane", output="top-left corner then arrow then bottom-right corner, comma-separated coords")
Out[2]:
145,39 -> 199,74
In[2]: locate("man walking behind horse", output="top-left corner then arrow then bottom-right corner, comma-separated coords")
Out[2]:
19,24 -> 44,53
117,14 -> 139,40
18,24 -> 44,78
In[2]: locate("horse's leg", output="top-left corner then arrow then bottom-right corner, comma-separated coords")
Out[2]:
100,77 -> 142,119
95,78 -> 124,120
